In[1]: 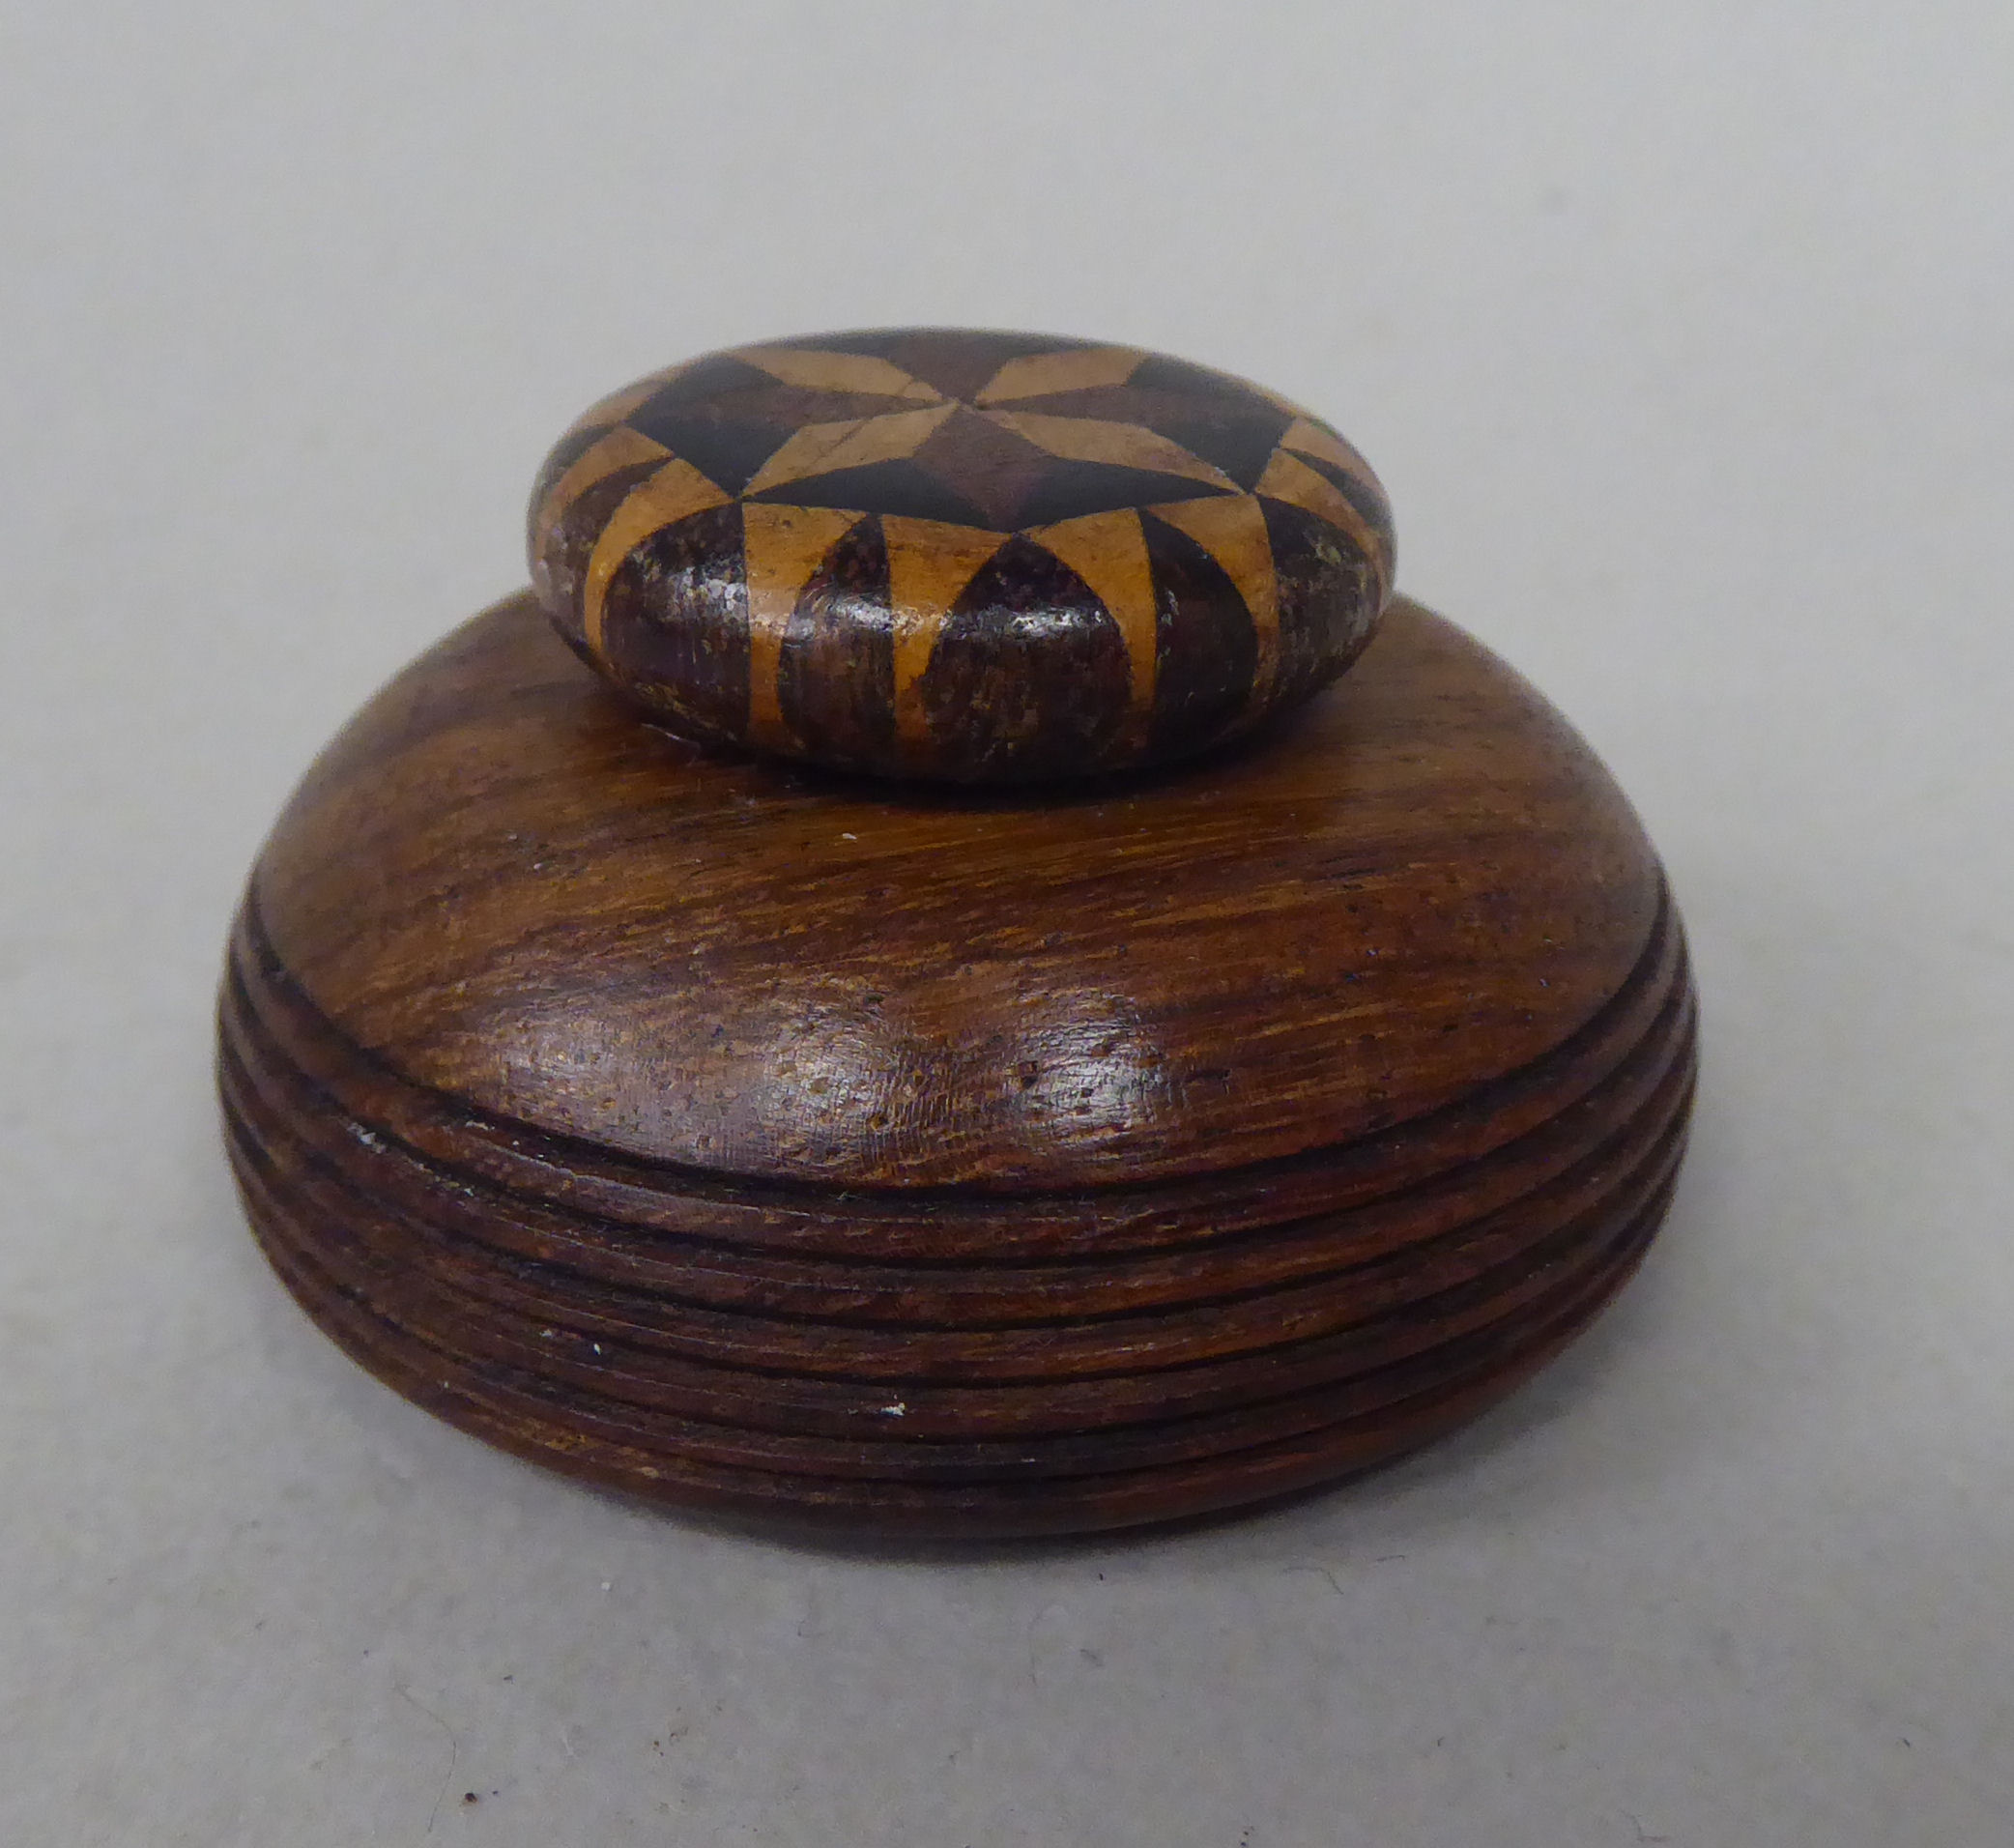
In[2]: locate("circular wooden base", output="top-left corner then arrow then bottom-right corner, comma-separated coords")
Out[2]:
219,594 -> 1695,1538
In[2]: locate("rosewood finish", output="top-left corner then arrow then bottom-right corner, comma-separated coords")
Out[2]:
219,331 -> 1695,1538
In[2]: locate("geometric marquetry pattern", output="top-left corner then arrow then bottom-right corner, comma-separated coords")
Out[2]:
529,329 -> 1397,782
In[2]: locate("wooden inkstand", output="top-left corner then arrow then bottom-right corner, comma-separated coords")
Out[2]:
218,329 -> 1696,1539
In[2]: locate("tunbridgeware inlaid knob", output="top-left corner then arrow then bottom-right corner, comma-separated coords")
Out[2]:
528,329 -> 1395,782
219,327 -> 1695,1540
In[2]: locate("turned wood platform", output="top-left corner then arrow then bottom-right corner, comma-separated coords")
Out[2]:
218,584 -> 1694,1538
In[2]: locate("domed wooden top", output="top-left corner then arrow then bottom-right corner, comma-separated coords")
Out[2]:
528,329 -> 1395,784
250,593 -> 1657,1194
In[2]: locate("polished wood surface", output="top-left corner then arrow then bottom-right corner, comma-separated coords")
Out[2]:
253,595 -> 1656,1190
528,330 -> 1395,783
220,592 -> 1696,1537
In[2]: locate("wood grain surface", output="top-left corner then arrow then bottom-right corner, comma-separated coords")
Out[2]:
253,594 -> 1659,1190
220,592 -> 1696,1537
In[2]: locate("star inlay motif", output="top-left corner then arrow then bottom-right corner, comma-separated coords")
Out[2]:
527,329 -> 1395,785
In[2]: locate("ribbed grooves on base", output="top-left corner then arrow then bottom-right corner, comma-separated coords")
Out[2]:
219,891 -> 1696,1536
231,888 -> 1686,1254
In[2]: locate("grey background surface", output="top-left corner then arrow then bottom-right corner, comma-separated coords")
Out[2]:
3,5 -> 2010,1843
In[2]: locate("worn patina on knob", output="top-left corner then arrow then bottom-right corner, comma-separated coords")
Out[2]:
529,329 -> 1395,782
